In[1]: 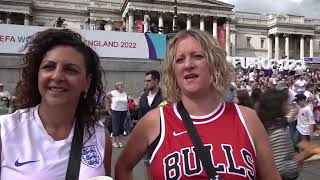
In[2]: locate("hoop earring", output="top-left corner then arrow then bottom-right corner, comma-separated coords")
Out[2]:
83,90 -> 88,100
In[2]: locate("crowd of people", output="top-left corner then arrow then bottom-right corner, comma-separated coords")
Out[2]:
1,27 -> 320,180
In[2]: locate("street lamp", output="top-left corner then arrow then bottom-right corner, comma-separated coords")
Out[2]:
172,0 -> 178,33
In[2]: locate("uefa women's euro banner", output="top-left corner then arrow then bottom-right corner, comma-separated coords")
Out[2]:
0,24 -> 166,60
227,57 -> 306,70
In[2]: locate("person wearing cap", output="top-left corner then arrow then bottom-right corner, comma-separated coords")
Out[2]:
294,93 -> 317,151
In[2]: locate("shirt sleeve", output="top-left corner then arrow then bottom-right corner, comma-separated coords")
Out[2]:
269,128 -> 301,179
307,107 -> 316,124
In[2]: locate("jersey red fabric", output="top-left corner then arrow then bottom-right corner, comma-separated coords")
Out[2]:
149,102 -> 256,180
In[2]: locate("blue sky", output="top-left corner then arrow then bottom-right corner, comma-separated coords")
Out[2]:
220,0 -> 318,19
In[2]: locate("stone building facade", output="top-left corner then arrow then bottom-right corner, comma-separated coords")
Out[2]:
1,0 -> 320,95
1,0 -> 319,59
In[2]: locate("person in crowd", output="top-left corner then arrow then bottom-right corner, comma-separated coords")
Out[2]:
250,88 -> 262,111
295,93 -> 317,147
137,70 -> 164,180
138,70 -> 163,120
257,89 -> 316,180
235,89 -> 253,108
225,82 -> 237,103
0,96 -> 10,115
106,81 -> 128,148
315,89 -> 320,126
0,83 -> 11,100
127,94 -> 136,111
304,83 -> 316,110
115,29 -> 280,180
275,81 -> 299,146
0,28 -> 112,179
294,75 -> 307,94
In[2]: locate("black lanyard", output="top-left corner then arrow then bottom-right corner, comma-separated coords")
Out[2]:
65,118 -> 84,180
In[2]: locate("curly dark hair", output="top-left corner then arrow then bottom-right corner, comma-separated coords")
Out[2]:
15,28 -> 105,138
236,89 -> 253,108
257,89 -> 288,134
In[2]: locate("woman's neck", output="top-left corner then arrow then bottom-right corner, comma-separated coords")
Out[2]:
38,103 -> 77,140
181,93 -> 221,116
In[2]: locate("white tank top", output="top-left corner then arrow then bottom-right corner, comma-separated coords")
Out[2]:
0,105 -> 106,180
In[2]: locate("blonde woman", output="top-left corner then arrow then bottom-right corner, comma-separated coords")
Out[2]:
106,81 -> 128,148
115,29 -> 280,179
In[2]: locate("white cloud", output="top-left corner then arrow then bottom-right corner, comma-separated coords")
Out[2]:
219,0 -> 318,18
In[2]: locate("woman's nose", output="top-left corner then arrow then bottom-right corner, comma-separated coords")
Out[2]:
184,57 -> 194,69
51,66 -> 65,81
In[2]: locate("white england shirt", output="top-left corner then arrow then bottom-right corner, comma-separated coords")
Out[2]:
0,105 -> 106,180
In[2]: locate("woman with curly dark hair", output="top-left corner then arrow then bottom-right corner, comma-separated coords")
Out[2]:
257,89 -> 316,180
0,28 -> 111,179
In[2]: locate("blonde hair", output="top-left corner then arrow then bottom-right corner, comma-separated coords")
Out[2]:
161,29 -> 234,102
114,81 -> 124,90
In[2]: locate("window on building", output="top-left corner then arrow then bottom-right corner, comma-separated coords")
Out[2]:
246,37 -> 251,48
261,38 -> 265,49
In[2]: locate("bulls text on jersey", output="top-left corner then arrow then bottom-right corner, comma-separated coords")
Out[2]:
163,144 -> 255,180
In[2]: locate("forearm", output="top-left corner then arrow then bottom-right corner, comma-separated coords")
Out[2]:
115,163 -> 133,180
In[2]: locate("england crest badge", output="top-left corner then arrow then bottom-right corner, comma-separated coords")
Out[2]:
81,145 -> 102,168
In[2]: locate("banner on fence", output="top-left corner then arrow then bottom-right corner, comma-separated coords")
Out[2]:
0,24 -> 166,60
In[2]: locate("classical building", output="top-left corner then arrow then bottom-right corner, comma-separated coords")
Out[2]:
1,0 -> 320,59
1,0 -> 320,95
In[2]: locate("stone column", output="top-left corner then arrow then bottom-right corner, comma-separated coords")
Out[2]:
231,32 -> 236,56
186,15 -> 192,30
200,16 -> 205,31
125,16 -> 129,32
300,35 -> 305,60
225,19 -> 231,57
172,15 -> 176,31
267,35 -> 273,59
144,13 -> 150,33
6,13 -> 12,24
284,33 -> 290,59
106,20 -> 113,31
310,36 -> 314,57
275,33 -> 280,60
24,14 -> 30,25
128,10 -> 134,32
212,17 -> 217,38
158,12 -> 164,34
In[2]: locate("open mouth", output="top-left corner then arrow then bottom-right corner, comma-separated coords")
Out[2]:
184,74 -> 199,80
48,86 -> 67,93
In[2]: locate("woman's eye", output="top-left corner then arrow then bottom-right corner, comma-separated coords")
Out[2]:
41,64 -> 54,70
193,54 -> 203,59
175,58 -> 183,63
65,68 -> 79,74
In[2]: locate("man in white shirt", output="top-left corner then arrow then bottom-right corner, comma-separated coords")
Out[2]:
294,75 -> 307,94
304,83 -> 316,110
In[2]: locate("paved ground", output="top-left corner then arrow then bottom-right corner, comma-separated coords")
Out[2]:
110,135 -> 320,180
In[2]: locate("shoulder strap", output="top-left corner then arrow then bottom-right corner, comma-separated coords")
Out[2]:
65,119 -> 84,180
176,101 -> 221,180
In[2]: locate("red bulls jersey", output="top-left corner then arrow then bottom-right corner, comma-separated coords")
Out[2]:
149,102 -> 256,180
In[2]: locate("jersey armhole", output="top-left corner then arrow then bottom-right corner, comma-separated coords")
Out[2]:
147,125 -> 161,160
148,107 -> 165,164
234,104 -> 257,155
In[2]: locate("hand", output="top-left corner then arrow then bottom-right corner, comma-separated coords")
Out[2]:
297,140 -> 320,156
